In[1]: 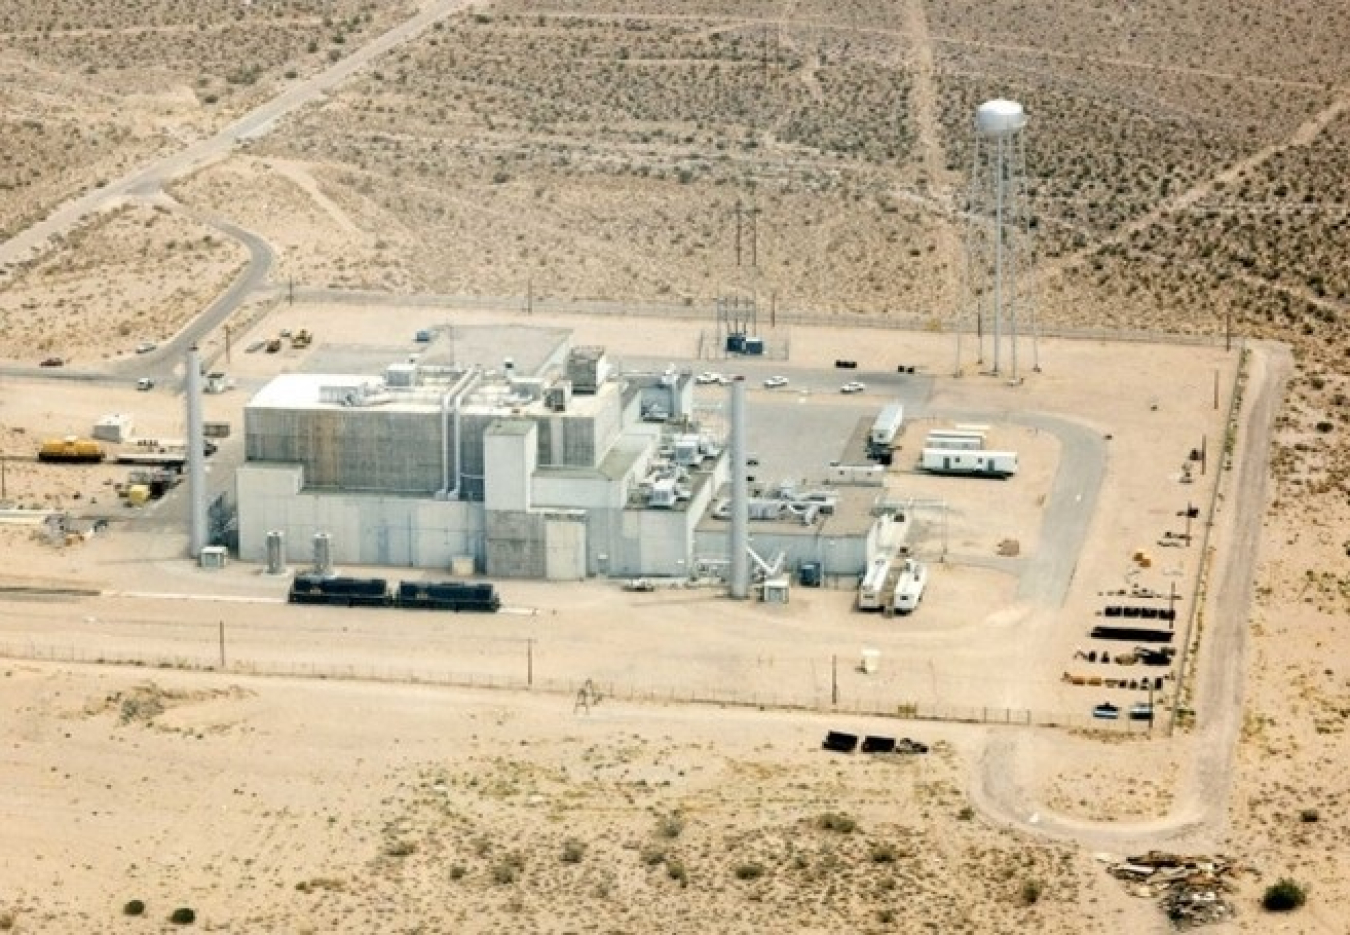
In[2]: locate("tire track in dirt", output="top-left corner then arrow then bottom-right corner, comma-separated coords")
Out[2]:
1028,92 -> 1350,299
968,341 -> 1291,856
902,0 -> 962,311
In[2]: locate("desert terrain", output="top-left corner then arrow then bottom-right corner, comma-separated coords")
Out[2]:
3,0 -> 1350,932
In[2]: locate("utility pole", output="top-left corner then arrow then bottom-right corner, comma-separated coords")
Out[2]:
735,203 -> 743,267
218,619 -> 226,670
831,654 -> 838,706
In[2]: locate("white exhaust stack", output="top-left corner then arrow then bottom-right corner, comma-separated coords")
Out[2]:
186,345 -> 208,558
729,376 -> 750,599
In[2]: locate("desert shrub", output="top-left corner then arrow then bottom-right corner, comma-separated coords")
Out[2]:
0,912 -> 14,929
169,906 -> 196,925
818,811 -> 857,834
448,865 -> 467,881
1021,879 -> 1044,905
384,839 -> 416,857
734,861 -> 766,881
667,860 -> 688,886
123,899 -> 146,916
870,842 -> 898,863
957,806 -> 976,821
492,862 -> 519,885
1262,878 -> 1308,911
639,844 -> 667,867
1300,807 -> 1320,823
561,838 -> 586,863
656,812 -> 685,839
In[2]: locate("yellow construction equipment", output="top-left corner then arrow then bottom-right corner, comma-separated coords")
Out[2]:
37,436 -> 105,463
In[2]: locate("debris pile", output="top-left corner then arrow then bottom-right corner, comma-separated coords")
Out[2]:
1104,851 -> 1239,928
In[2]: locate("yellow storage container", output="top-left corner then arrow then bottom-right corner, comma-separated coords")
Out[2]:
126,484 -> 150,505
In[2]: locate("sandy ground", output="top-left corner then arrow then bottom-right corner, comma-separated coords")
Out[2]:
1,315 -> 1249,933
4,0 -> 1349,930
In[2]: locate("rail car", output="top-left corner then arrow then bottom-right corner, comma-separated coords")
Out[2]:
287,574 -> 501,612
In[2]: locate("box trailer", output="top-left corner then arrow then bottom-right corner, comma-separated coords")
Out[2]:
867,403 -> 905,456
920,448 -> 1017,478
857,555 -> 893,610
892,559 -> 928,614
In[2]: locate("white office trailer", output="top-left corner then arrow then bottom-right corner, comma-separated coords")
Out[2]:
924,430 -> 985,451
920,447 -> 1018,478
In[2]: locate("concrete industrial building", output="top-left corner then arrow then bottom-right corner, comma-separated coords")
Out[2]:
235,325 -> 889,583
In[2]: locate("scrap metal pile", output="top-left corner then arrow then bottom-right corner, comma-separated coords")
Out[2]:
1104,851 -> 1239,928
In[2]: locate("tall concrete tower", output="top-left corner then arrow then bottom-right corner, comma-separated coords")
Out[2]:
728,377 -> 750,599
186,345 -> 208,558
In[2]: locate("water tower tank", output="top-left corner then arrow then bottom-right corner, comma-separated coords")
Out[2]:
975,99 -> 1027,137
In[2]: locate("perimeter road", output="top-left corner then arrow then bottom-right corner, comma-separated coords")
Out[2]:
0,0 -> 481,269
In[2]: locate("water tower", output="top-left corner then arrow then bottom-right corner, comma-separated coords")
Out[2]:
964,99 -> 1035,378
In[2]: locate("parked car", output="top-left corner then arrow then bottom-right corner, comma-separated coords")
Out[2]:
134,341 -> 157,354
39,356 -> 64,367
1128,703 -> 1154,722
763,375 -> 789,388
1091,702 -> 1120,720
695,371 -> 721,384
136,377 -> 155,391
840,381 -> 866,394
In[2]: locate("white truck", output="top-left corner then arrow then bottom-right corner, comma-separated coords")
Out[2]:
892,559 -> 928,614
867,403 -> 905,457
920,447 -> 1018,478
857,555 -> 893,610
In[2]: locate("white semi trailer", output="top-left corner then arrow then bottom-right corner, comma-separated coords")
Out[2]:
857,555 -> 893,610
867,403 -> 905,456
920,447 -> 1018,478
892,558 -> 928,614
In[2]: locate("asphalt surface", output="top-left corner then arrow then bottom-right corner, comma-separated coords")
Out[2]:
970,342 -> 1291,853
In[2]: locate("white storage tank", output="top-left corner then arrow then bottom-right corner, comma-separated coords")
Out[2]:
975,99 -> 1027,137
265,530 -> 287,576
312,531 -> 334,578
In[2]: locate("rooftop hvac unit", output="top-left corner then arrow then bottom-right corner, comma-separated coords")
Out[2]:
673,435 -> 701,466
649,478 -> 677,508
385,362 -> 419,387
544,381 -> 572,412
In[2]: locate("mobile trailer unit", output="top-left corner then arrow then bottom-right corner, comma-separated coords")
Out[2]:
923,433 -> 983,452
867,403 -> 905,456
925,429 -> 986,448
857,555 -> 893,610
919,448 -> 1018,478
